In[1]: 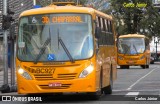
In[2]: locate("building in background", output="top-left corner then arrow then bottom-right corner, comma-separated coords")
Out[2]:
0,0 -> 111,31
0,0 -> 33,30
153,0 -> 160,4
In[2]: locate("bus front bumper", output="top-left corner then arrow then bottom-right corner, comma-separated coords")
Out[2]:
17,76 -> 96,94
118,58 -> 146,66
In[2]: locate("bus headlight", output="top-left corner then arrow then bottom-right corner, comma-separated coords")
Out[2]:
18,68 -> 32,80
140,55 -> 145,60
79,64 -> 94,78
118,56 -> 123,60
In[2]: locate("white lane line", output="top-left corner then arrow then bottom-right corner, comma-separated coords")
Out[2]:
127,68 -> 156,90
126,92 -> 139,96
113,89 -> 160,92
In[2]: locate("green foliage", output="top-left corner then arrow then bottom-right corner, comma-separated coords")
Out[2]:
108,0 -> 160,39
79,0 -> 87,5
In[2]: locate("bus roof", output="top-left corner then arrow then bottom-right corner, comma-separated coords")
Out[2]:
19,5 -> 112,20
119,34 -> 147,38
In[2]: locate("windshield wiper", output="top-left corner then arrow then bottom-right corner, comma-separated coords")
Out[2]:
58,29 -> 75,63
133,44 -> 138,55
124,45 -> 131,55
34,38 -> 51,64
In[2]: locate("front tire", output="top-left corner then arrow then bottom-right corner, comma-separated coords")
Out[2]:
146,65 -> 149,68
141,65 -> 146,69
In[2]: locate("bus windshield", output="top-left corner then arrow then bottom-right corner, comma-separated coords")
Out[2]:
17,13 -> 93,62
118,38 -> 145,55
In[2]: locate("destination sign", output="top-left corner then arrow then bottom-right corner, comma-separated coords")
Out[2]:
41,16 -> 83,24
52,16 -> 83,23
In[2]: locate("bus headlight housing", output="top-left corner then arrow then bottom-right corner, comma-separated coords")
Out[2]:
18,68 -> 32,80
79,64 -> 94,78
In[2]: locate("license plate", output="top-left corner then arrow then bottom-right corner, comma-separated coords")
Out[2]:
48,83 -> 62,87
128,61 -> 133,64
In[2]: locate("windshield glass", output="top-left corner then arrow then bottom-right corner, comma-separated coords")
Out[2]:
118,38 -> 145,54
17,13 -> 93,62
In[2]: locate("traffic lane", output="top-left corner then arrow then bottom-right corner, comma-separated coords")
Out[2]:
129,64 -> 160,91
113,64 -> 158,91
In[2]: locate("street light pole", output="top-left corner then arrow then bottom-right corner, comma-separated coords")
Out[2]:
33,0 -> 36,5
1,0 -> 10,93
77,0 -> 79,5
155,36 -> 159,61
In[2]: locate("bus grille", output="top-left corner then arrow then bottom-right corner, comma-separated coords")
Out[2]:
34,73 -> 77,81
125,58 -> 139,60
39,84 -> 71,89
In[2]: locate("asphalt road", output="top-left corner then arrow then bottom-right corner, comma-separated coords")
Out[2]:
1,63 -> 160,104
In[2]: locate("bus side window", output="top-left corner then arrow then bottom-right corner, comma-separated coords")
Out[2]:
105,19 -> 108,32
110,21 -> 114,45
99,17 -> 103,45
96,16 -> 99,27
94,17 -> 100,52
110,21 -> 112,33
102,18 -> 107,45
103,19 -> 106,32
96,16 -> 103,45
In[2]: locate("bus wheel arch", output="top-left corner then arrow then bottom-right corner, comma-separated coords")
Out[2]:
87,66 -> 103,100
103,65 -> 113,94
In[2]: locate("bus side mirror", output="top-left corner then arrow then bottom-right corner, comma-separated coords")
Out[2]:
95,27 -> 101,39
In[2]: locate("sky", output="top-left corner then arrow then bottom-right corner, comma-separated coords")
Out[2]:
86,0 -> 110,10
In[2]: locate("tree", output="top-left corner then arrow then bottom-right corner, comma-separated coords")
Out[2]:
107,0 -> 160,39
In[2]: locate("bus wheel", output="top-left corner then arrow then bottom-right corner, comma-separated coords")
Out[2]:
146,65 -> 149,68
103,69 -> 113,95
141,65 -> 146,69
126,65 -> 129,69
120,65 -> 126,69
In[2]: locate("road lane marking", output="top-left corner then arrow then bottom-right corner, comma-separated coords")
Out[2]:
126,92 -> 139,96
127,68 -> 156,90
113,89 -> 160,92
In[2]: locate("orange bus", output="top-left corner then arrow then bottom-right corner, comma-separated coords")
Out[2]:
117,34 -> 150,69
16,2 -> 117,99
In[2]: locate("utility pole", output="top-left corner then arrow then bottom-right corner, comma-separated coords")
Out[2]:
33,0 -> 36,5
1,0 -> 16,93
77,0 -> 79,5
155,36 -> 159,61
1,0 -> 10,93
